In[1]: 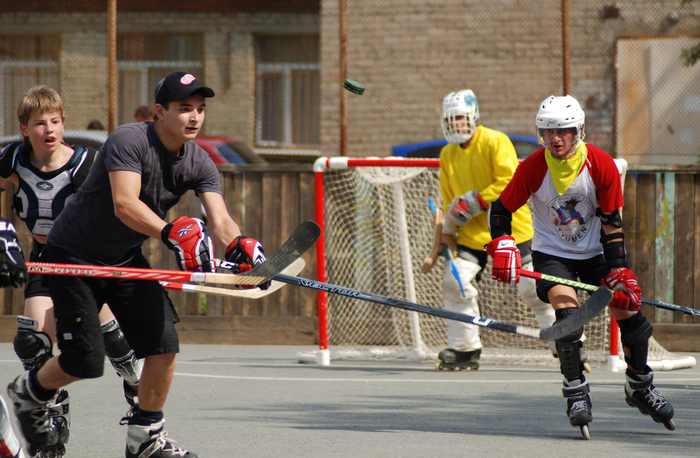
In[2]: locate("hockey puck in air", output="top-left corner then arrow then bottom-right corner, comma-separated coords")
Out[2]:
343,79 -> 365,95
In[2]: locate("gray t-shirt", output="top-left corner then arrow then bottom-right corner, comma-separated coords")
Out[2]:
49,122 -> 221,265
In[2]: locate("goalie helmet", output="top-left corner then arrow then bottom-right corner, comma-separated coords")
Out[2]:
442,90 -> 479,145
535,95 -> 585,146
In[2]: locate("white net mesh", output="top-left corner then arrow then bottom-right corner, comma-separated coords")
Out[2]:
310,162 -> 694,370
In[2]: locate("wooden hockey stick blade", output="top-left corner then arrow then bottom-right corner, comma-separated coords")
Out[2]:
520,268 -> 700,318
161,258 -> 305,298
27,220 -> 320,286
273,273 -> 574,340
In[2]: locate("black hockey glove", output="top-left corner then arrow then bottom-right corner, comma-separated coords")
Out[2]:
0,219 -> 26,288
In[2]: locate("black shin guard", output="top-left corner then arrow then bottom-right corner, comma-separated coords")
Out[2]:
554,308 -> 585,382
618,312 -> 652,371
102,318 -> 142,386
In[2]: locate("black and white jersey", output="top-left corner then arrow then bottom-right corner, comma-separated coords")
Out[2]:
0,142 -> 97,236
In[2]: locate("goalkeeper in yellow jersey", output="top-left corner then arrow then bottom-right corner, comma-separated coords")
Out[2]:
435,89 -> 555,370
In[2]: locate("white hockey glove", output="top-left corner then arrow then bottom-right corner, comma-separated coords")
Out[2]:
447,190 -> 488,226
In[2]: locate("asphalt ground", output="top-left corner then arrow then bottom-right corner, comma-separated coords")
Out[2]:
1,344 -> 699,458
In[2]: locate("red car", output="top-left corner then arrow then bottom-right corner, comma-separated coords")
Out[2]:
193,137 -> 267,165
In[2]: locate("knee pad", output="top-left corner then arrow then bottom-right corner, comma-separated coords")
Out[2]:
554,308 -> 584,343
554,308 -> 585,381
618,312 -> 652,371
13,316 -> 53,371
101,318 -> 143,386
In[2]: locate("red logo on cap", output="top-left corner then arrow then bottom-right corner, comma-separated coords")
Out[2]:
180,74 -> 196,85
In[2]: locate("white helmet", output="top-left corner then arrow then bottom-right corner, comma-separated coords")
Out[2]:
535,95 -> 585,146
441,90 -> 479,145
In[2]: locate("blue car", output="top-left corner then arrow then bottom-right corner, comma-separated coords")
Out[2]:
392,135 -> 540,160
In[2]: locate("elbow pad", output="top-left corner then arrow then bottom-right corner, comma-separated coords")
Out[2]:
601,231 -> 627,268
489,198 -> 513,239
596,207 -> 623,228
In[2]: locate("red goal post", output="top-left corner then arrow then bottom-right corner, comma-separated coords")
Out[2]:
300,156 -> 695,371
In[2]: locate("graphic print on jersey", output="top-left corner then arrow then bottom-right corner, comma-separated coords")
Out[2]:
547,194 -> 595,245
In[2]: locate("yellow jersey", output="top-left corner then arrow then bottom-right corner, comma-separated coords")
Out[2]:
439,125 -> 534,250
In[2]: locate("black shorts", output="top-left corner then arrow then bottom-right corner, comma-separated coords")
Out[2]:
44,243 -> 180,379
531,251 -> 611,303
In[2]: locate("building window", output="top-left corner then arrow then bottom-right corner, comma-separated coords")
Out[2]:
0,35 -> 59,137
117,34 -> 202,126
255,35 -> 320,148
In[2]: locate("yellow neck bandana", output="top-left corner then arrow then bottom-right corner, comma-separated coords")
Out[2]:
545,142 -> 588,195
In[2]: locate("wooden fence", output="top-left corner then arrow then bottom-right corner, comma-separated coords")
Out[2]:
1,163 -> 699,350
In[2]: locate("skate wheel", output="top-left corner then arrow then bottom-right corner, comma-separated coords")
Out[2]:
580,424 -> 590,440
435,362 -> 443,371
459,366 -> 468,371
664,419 -> 676,431
447,366 -> 455,371
583,362 -> 592,373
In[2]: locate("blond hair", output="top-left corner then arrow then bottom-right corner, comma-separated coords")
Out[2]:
17,86 -> 66,149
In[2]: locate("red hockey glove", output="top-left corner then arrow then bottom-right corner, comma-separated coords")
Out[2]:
485,235 -> 521,286
226,236 -> 270,289
447,190 -> 488,227
161,216 -> 216,272
602,268 -> 641,312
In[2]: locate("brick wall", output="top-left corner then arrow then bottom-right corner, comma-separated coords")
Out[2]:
320,0 -> 700,158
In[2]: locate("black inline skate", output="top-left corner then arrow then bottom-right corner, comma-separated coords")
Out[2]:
436,348 -> 480,371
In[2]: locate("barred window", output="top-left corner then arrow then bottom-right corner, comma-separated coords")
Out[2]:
255,35 -> 320,148
0,35 -> 59,136
117,33 -> 202,126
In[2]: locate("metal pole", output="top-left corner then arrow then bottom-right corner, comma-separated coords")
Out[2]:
108,0 -> 117,133
339,0 -> 348,156
561,0 -> 571,95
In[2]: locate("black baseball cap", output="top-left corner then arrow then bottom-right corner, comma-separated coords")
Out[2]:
154,72 -> 215,105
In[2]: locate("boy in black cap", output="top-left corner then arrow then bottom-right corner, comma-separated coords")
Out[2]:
7,72 -> 267,458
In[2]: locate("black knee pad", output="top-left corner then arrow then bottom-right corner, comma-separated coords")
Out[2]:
554,308 -> 585,381
554,308 -> 584,343
13,319 -> 53,371
618,312 -> 652,371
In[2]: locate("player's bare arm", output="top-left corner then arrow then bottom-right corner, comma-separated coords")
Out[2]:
199,191 -> 241,249
109,169 -> 167,238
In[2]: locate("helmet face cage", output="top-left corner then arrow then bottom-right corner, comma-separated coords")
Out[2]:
442,90 -> 480,145
535,95 -> 586,147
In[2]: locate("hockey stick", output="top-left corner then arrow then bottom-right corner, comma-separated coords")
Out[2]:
269,273 -> 612,341
26,220 -> 320,287
160,258 -> 306,298
424,198 -> 466,298
519,269 -> 700,318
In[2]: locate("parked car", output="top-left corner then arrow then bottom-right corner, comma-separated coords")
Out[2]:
0,131 -> 266,165
193,136 -> 267,165
391,134 -> 541,160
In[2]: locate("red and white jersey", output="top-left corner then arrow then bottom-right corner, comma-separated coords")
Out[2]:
499,144 -> 624,259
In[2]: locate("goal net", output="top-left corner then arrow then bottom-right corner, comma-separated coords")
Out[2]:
298,157 -> 695,371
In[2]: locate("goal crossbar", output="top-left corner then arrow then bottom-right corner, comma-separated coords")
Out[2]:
303,156 -> 695,371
